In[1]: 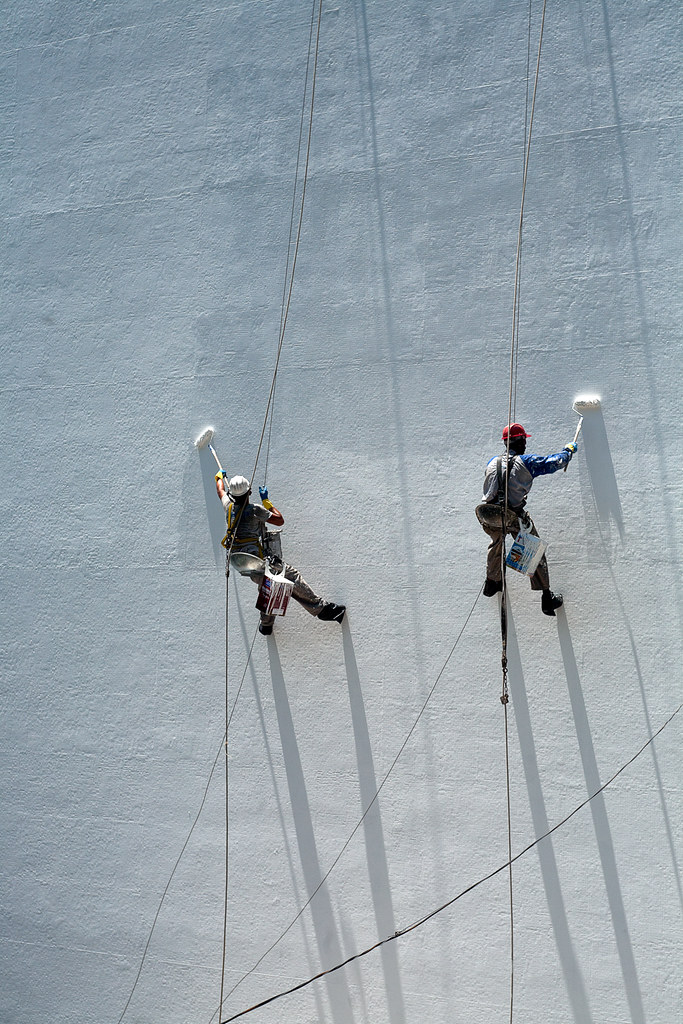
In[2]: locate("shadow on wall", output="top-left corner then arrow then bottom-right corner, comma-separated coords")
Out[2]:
230,586 -> 329,1022
342,619 -> 407,1024
505,607 -> 593,1024
555,609 -> 646,1024
267,640 -> 356,1024
592,522 -> 683,913
597,0 -> 682,628
351,4 -> 456,993
580,406 -> 624,542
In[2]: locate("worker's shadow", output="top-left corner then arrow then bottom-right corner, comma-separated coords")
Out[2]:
341,617 -> 407,1024
266,639 -> 356,1024
506,609 -> 594,1024
579,407 -> 624,544
555,608 -> 646,1023
228,587 -> 330,1022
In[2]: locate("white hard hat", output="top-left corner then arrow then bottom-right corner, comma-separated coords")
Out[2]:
228,475 -> 251,497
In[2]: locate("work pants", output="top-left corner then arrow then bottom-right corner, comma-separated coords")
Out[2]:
480,513 -> 550,592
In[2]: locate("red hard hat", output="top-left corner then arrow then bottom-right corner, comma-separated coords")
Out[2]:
502,422 -> 531,441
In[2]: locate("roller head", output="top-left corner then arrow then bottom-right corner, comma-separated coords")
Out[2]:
572,394 -> 601,414
194,426 -> 215,449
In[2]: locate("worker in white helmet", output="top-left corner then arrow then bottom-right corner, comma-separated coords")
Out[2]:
215,472 -> 345,635
475,423 -> 577,617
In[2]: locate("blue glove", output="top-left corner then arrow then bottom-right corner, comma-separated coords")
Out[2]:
215,470 -> 228,481
259,485 -> 269,501
564,442 -> 578,455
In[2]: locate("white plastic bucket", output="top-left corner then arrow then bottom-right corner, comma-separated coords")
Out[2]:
256,564 -> 293,617
505,530 -> 546,576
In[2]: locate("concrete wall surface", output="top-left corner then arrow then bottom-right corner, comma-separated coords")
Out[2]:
1,1 -> 681,1022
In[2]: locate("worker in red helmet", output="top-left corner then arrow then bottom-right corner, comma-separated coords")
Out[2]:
475,423 -> 577,616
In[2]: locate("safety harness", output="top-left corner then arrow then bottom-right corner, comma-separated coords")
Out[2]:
496,454 -> 521,509
221,500 -> 265,556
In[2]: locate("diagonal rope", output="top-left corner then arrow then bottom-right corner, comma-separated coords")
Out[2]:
220,699 -> 683,1021
114,626 -> 259,1024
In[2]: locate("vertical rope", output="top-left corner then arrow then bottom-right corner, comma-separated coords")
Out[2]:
217,2 -> 324,1013
218,571 -> 231,1018
254,0 -> 324,488
512,0 -> 535,421
263,0 -> 320,484
501,4 -> 548,1021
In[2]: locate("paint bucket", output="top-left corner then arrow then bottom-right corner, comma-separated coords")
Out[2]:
256,564 -> 293,616
505,530 -> 546,576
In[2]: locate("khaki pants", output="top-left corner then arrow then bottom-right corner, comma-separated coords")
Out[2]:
476,504 -> 550,592
250,562 -> 325,627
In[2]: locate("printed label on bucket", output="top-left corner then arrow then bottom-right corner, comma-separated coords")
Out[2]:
256,567 -> 293,616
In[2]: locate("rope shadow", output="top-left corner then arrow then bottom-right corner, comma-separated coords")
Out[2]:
266,638 -> 356,1024
556,608 -> 646,1023
352,0 -> 455,990
506,607 -> 593,1023
341,617 -> 407,1024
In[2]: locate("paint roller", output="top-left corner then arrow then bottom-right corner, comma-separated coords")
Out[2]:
564,394 -> 601,470
194,425 -> 225,475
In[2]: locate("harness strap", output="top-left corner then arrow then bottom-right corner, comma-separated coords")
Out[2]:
496,454 -> 518,505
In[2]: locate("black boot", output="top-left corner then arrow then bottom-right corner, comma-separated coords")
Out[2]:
259,621 -> 273,635
541,590 -> 563,616
318,602 -> 346,623
483,578 -> 503,597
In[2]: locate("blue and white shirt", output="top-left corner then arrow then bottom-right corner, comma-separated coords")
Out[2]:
482,450 -> 571,510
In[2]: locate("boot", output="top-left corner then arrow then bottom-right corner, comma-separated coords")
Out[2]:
483,578 -> 503,597
259,621 -> 273,635
541,590 -> 563,616
318,602 -> 346,623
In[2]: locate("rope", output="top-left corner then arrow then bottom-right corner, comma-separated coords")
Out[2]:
251,0 -> 324,491
501,4 -> 549,1019
263,0 -> 320,485
221,585 -> 484,1005
217,2 -> 324,1012
512,0 -> 535,422
220,700 -> 683,1022
218,571 -> 231,1018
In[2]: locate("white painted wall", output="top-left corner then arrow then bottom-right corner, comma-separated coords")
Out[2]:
1,2 -> 681,1022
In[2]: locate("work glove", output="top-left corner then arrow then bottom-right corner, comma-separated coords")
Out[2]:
563,442 -> 578,455
259,486 -> 274,511
215,470 -> 228,481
